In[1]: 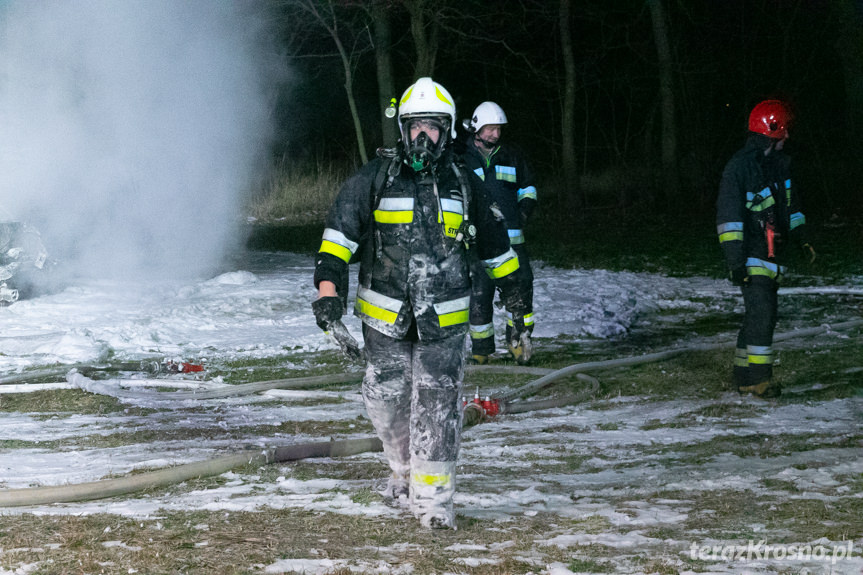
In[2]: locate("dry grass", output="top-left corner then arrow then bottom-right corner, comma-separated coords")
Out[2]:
0,333 -> 861,573
246,159 -> 351,225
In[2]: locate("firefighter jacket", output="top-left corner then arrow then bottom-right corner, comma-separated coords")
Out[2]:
314,149 -> 527,341
462,138 -> 537,247
716,134 -> 809,282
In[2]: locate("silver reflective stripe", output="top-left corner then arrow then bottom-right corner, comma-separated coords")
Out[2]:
716,222 -> 743,234
470,322 -> 494,337
322,228 -> 359,252
433,296 -> 470,315
508,229 -> 524,244
356,286 -> 403,313
483,247 -> 518,269
440,198 -> 464,214
378,197 -> 415,211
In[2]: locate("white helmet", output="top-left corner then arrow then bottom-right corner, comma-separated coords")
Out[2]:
470,101 -> 507,132
398,77 -> 457,140
398,77 -> 457,171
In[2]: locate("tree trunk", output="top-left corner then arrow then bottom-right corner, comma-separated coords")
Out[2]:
371,0 -> 398,147
405,0 -> 437,78
559,0 -> 582,212
647,0 -> 678,203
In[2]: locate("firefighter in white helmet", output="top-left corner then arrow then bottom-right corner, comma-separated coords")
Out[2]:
312,78 -> 530,529
462,101 -> 537,364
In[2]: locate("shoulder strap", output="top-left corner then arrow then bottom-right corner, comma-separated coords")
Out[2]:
450,159 -> 471,223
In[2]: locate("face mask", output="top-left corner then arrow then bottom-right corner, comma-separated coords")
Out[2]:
408,131 -> 435,172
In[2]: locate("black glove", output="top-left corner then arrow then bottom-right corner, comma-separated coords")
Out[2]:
729,267 -> 747,287
312,296 -> 343,331
508,314 -> 533,365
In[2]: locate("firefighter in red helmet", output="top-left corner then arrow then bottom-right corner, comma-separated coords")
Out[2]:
716,100 -> 816,397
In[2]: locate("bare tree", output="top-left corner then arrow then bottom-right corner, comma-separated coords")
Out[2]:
647,0 -> 679,202
282,0 -> 372,163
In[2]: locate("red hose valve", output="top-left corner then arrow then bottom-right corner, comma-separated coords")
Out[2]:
482,396 -> 500,417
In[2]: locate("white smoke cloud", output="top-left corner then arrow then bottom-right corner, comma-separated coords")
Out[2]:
0,0 -> 284,280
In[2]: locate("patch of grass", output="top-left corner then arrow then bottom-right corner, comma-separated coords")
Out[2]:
568,557 -> 614,572
0,389 -> 154,416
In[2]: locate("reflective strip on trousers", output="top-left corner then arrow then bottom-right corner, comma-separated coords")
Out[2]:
747,345 -> 773,365
470,322 -> 494,340
506,311 -> 535,327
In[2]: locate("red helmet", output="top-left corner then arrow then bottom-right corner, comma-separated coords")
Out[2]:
748,100 -> 791,139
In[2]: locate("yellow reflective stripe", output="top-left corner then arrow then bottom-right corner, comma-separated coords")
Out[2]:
748,267 -> 775,278
318,228 -> 359,263
486,255 -> 519,279
374,210 -> 413,224
719,231 -> 744,243
440,199 -> 464,238
319,240 -> 352,263
434,86 -> 452,107
355,287 -> 402,325
517,186 -> 537,201
438,309 -> 468,327
746,196 -> 775,211
747,345 -> 772,365
495,165 -> 517,183
734,347 -> 748,367
484,248 -> 520,279
470,322 -> 494,339
434,296 -> 470,327
375,197 -> 414,224
506,311 -> 534,327
411,471 -> 451,488
356,298 -> 398,324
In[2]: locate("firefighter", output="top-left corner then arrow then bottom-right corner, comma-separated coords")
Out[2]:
716,99 -> 815,398
462,102 -> 537,365
312,78 -> 529,529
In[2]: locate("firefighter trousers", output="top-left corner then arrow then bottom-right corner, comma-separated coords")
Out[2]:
468,243 -> 534,356
734,275 -> 778,388
361,322 -> 465,525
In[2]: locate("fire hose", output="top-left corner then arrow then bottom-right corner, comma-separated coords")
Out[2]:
0,318 -> 860,508
0,371 -> 597,508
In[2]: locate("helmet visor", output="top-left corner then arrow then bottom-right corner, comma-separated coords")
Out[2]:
405,117 -> 448,145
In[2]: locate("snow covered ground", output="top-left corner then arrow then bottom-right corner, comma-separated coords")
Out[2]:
0,251 -> 861,574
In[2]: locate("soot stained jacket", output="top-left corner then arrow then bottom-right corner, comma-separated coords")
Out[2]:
716,134 -> 809,282
462,139 -> 537,245
314,150 -> 526,341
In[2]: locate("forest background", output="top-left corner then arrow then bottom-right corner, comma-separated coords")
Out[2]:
256,0 -> 863,236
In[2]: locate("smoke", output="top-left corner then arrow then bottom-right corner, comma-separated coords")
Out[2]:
0,0 -> 284,280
